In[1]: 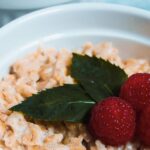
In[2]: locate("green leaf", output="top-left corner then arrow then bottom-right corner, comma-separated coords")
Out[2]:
10,84 -> 95,122
71,53 -> 128,102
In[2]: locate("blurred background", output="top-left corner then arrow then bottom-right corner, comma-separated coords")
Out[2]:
0,0 -> 150,27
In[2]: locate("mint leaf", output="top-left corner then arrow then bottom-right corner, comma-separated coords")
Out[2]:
11,54 -> 127,123
71,53 -> 128,102
11,84 -> 95,122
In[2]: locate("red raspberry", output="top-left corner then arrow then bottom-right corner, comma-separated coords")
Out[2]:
120,73 -> 150,112
89,97 -> 136,146
138,105 -> 150,146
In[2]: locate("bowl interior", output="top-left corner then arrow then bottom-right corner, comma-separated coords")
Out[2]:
0,3 -> 149,78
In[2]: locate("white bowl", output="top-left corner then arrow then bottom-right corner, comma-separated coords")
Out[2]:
0,3 -> 149,78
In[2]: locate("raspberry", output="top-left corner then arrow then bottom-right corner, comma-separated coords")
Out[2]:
120,73 -> 150,112
138,105 -> 150,146
89,97 -> 136,146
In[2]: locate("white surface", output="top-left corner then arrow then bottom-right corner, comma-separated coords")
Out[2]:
0,3 -> 149,78
81,0 -> 150,10
0,0 -> 75,9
